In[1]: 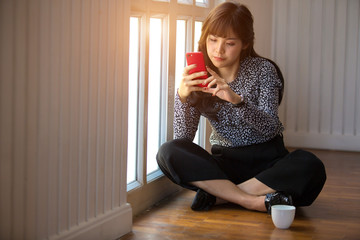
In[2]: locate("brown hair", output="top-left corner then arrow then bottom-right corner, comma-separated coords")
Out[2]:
198,2 -> 259,74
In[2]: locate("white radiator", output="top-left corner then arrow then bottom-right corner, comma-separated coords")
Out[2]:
0,0 -> 132,239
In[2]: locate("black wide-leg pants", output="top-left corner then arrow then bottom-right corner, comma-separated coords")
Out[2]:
156,135 -> 326,207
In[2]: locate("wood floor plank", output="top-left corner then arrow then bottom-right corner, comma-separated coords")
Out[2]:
120,149 -> 360,240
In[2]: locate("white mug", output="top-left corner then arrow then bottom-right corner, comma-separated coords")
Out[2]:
271,205 -> 296,229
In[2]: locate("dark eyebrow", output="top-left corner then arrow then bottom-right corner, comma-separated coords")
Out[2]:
209,35 -> 238,41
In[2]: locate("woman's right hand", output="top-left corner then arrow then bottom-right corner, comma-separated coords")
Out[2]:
178,64 -> 208,102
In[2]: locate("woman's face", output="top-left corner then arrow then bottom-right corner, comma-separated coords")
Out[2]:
206,30 -> 244,70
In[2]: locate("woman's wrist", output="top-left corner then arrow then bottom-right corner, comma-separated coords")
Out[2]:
232,93 -> 244,107
177,89 -> 188,103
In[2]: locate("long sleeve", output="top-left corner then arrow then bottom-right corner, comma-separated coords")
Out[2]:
173,92 -> 201,141
208,57 -> 284,147
231,60 -> 282,137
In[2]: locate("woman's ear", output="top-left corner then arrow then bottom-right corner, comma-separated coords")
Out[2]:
242,43 -> 250,50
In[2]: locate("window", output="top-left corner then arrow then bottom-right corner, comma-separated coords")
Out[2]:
177,0 -> 192,5
127,17 -> 140,184
127,15 -> 168,188
195,0 -> 209,8
178,0 -> 209,7
146,17 -> 165,178
174,19 -> 186,96
194,21 -> 203,51
127,0 -> 212,197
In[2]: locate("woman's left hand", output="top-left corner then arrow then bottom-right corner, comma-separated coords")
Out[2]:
202,67 -> 243,105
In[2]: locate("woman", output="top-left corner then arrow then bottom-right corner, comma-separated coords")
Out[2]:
156,2 -> 326,213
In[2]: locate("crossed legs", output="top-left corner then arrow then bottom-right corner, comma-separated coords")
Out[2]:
190,178 -> 275,212
157,138 -> 297,212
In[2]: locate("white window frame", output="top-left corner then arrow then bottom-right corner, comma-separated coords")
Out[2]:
127,13 -> 146,191
127,13 -> 170,191
177,0 -> 209,8
146,13 -> 170,183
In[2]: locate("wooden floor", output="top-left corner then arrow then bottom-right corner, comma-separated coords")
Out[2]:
119,149 -> 360,240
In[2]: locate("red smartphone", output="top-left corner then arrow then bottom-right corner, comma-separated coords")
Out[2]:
185,52 -> 208,87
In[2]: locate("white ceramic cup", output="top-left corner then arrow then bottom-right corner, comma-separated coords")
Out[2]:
271,205 -> 296,229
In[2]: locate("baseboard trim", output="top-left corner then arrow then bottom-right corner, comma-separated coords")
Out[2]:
50,203 -> 132,240
284,131 -> 360,152
127,176 -> 182,217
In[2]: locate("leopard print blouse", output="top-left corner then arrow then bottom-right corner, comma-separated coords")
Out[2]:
174,56 -> 284,147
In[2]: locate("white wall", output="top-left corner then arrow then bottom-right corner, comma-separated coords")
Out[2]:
273,0 -> 360,151
0,0 -> 132,239
237,0 -> 273,58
